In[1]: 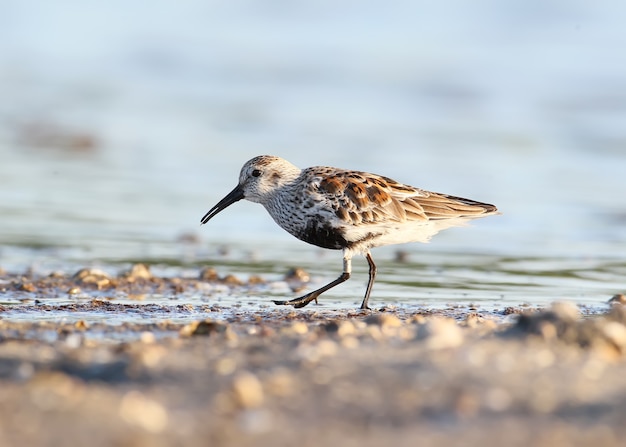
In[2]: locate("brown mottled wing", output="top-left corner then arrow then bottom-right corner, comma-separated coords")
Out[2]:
310,168 -> 497,226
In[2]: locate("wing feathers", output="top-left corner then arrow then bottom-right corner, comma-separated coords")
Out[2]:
312,168 -> 497,227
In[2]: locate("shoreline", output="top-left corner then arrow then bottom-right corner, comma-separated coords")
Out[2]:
1,265 -> 626,446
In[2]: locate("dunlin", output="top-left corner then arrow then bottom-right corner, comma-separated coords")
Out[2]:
201,155 -> 498,310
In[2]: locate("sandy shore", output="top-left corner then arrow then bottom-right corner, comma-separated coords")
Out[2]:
1,266 -> 626,447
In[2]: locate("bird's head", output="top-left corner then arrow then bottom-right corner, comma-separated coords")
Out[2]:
200,155 -> 301,224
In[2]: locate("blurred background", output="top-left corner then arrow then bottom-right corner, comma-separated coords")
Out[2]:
0,1 -> 625,305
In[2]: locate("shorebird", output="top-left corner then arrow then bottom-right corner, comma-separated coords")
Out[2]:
201,155 -> 498,310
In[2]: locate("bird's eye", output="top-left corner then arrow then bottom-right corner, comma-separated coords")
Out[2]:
251,169 -> 262,177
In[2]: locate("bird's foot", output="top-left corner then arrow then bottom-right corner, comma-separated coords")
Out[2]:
359,298 -> 371,311
273,292 -> 319,309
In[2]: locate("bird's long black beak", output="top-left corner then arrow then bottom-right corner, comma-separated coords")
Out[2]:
200,184 -> 245,224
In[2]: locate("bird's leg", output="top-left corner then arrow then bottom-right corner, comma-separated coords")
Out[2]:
273,256 -> 352,308
360,252 -> 377,310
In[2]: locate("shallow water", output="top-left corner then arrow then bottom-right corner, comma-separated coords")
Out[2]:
1,2 -> 625,320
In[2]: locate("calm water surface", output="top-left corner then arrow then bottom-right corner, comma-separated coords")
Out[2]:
1,1 -> 625,317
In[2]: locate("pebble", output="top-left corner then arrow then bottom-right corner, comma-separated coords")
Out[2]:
121,263 -> 152,280
340,336 -> 360,349
550,301 -> 581,320
179,320 -> 229,337
72,268 -> 111,289
607,305 -> 626,324
138,345 -> 166,368
394,250 -> 410,263
283,321 -> 308,335
139,331 -> 156,344
284,267 -> 310,283
19,282 -> 36,292
284,267 -> 310,291
510,301 -> 580,342
416,317 -> 464,350
171,280 -> 185,294
199,267 -> 219,281
609,294 -> 626,306
63,333 -> 82,349
14,362 -> 35,382
321,320 -> 356,338
484,387 -> 512,412
365,325 -> 384,341
463,313 -> 482,328
503,301 -> 626,359
222,274 -> 243,286
599,322 -> 626,352
215,357 -> 237,376
231,371 -> 264,409
29,372 -> 83,410
119,391 -> 169,433
264,368 -> 296,397
248,275 -> 265,285
177,232 -> 200,244
74,320 -> 88,331
237,409 -> 273,434
365,313 -> 402,328
409,314 -> 427,324
298,339 -> 338,363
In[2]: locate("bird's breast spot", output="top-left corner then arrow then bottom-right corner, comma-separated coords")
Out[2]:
301,220 -> 347,250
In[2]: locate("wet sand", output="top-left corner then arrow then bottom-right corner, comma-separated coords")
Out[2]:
1,266 -> 626,447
